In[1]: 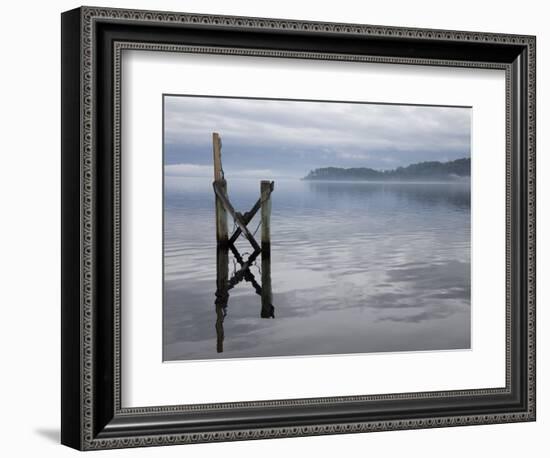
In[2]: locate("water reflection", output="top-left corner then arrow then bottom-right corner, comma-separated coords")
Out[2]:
306,181 -> 470,210
215,244 -> 274,353
164,178 -> 471,361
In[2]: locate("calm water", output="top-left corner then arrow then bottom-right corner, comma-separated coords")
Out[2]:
163,176 -> 471,361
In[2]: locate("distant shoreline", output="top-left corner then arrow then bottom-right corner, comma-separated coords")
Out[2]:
303,158 -> 470,182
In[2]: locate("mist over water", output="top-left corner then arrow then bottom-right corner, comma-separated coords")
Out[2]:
163,176 -> 471,361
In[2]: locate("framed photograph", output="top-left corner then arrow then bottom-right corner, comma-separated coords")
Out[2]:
61,6 -> 536,450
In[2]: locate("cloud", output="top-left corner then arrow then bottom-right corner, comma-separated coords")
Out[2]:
163,96 -> 471,175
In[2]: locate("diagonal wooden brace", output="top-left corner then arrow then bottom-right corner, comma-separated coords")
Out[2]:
228,181 -> 274,245
213,181 -> 261,252
227,245 -> 262,292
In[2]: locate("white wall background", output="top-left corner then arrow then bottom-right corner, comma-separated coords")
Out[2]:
0,0 -> 545,456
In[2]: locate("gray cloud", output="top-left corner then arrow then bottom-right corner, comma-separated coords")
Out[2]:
164,95 -> 471,178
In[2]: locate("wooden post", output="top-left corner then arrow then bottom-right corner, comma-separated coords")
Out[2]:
215,301 -> 225,353
212,132 -> 223,181
260,181 -> 273,253
260,181 -> 274,318
215,245 -> 229,353
213,133 -> 228,247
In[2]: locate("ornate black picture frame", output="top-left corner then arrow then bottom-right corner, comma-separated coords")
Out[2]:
61,6 -> 536,450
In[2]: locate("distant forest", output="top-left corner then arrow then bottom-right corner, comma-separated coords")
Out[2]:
303,158 -> 470,182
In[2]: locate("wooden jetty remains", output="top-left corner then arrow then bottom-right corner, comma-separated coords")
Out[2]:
211,133 -> 275,353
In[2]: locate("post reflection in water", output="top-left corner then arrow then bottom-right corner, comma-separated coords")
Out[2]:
214,243 -> 274,353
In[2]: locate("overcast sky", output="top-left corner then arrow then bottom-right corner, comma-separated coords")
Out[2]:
164,95 -> 471,179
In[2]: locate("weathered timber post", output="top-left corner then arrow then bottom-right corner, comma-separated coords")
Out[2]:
215,304 -> 225,353
260,181 -> 274,318
213,132 -> 228,247
212,132 -> 223,182
215,303 -> 226,353
215,246 -> 229,353
213,132 -> 229,351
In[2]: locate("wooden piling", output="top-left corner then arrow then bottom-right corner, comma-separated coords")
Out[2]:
213,132 -> 229,350
212,132 -> 223,181
260,181 -> 273,254
260,181 -> 274,318
215,302 -> 225,353
215,245 -> 229,353
213,133 -> 228,247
